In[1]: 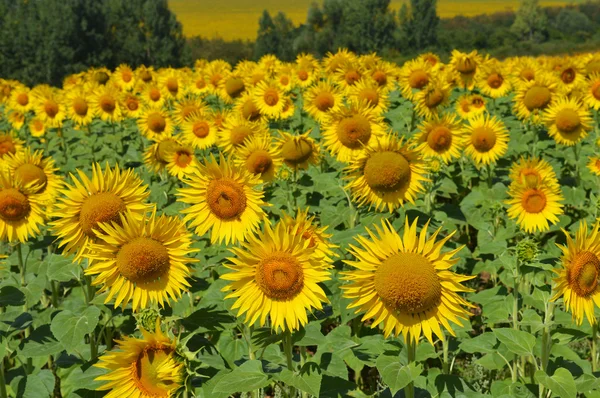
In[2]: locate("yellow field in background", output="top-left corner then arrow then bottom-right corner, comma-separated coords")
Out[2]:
169,0 -> 581,40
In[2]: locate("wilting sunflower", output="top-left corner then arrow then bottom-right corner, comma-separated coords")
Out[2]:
463,114 -> 509,166
90,84 -> 122,123
135,65 -> 156,87
32,85 -> 66,128
341,218 -> 474,343
8,85 -> 32,113
584,73 -> 600,110
321,101 -> 386,163
178,154 -> 268,245
64,88 -> 94,127
455,94 -> 487,120
398,58 -> 433,101
5,148 -> 62,207
513,73 -> 558,124
0,132 -> 24,161
234,93 -> 264,123
144,135 -> 181,174
50,163 -> 151,260
416,114 -> 465,163
505,180 -> 564,233
543,96 -> 592,146
137,107 -> 174,140
164,145 -> 197,180
85,210 -> 196,311
344,135 -> 428,213
551,221 -> 600,325
234,134 -> 282,182
217,115 -> 269,154
252,80 -> 287,119
281,208 -> 337,263
347,78 -> 390,115
221,220 -> 331,332
413,78 -> 451,119
476,60 -> 512,98
303,80 -> 344,123
508,156 -> 559,188
588,156 -> 600,176
95,323 -> 183,397
0,171 -> 44,243
181,111 -> 217,150
450,50 -> 483,90
277,131 -> 320,171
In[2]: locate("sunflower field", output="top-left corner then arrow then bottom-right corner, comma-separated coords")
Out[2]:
1,49 -> 600,398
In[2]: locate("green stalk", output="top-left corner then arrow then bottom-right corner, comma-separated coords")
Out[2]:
404,338 -> 416,398
573,144 -> 581,185
17,244 -> 33,374
283,330 -> 296,398
442,337 -> 450,374
0,358 -> 7,398
592,321 -> 598,372
512,258 -> 520,383
50,280 -> 59,308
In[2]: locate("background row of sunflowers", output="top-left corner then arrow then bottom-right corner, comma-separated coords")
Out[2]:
1,49 -> 600,397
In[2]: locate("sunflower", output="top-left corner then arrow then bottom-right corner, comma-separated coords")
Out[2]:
450,50 -> 483,90
111,64 -> 136,91
277,131 -> 320,171
159,69 -> 185,101
413,78 -> 451,119
90,84 -> 123,123
218,72 -> 247,104
508,156 -> 559,188
135,66 -> 156,87
180,111 -> 217,150
398,58 -> 433,101
543,96 -> 592,146
50,163 -> 151,261
32,85 -> 66,128
416,114 -> 465,164
64,88 -> 94,127
274,64 -> 296,92
554,57 -> 586,95
88,67 -> 112,85
137,107 -> 174,140
584,73 -> 600,110
120,92 -> 143,119
7,110 -> 25,131
505,180 -> 564,233
140,84 -> 167,109
463,114 -> 509,166
551,221 -> 600,325
252,80 -> 287,119
234,93 -> 265,123
295,54 -> 320,88
321,101 -> 386,163
177,154 -> 268,245
455,94 -> 487,120
0,132 -> 24,161
341,217 -> 474,343
347,78 -> 390,115
334,61 -> 364,93
217,115 -> 269,155
85,210 -> 196,311
95,323 -> 183,397
8,85 -> 32,113
281,208 -> 337,263
144,135 -> 181,174
303,80 -> 344,123
205,60 -> 232,94
513,73 -> 558,124
4,148 -> 62,207
323,48 -> 357,75
221,220 -> 331,332
164,145 -> 197,180
510,57 -> 541,86
233,134 -> 282,183
172,97 -> 207,125
476,60 -> 512,98
588,156 -> 600,176
367,61 -> 398,91
28,119 -> 46,138
344,134 -> 428,213
0,171 -> 44,243
190,71 -> 210,97
279,97 -> 295,120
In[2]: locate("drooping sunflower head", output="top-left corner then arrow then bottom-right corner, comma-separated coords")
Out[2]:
450,50 -> 483,89
543,96 -> 593,146
344,134 -> 428,213
323,48 -> 357,75
233,134 -> 282,183
281,208 -> 337,263
463,114 -> 509,167
0,170 -> 45,243
218,71 -> 247,103
342,217 -> 474,343
178,153 -> 268,245
276,130 -> 320,171
552,221 -> 600,326
455,93 -> 487,120
50,163 -> 152,261
234,92 -> 264,123
412,78 -> 451,119
513,73 -> 558,124
221,220 -> 331,332
505,178 -> 564,233
144,135 -> 181,174
303,80 -> 344,123
416,114 -> 465,164
95,323 -> 184,397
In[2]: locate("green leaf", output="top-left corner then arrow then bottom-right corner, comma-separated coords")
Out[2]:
493,328 -> 535,356
0,286 -> 25,307
294,321 -> 326,346
459,332 -> 497,354
14,370 -> 54,398
376,352 -> 422,395
213,360 -> 270,394
278,362 -> 322,396
535,369 -> 577,398
44,254 -> 80,282
575,373 -> 600,393
50,307 -> 101,353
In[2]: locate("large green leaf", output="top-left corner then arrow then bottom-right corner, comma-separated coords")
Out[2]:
50,307 -> 101,353
535,369 -> 577,398
493,328 -> 535,356
376,351 -> 422,395
212,360 -> 270,394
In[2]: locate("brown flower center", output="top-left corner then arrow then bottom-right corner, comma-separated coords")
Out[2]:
79,192 -> 126,237
568,251 -> 600,297
126,98 -> 139,111
174,148 -> 193,168
246,150 -> 272,175
263,88 -> 279,106
523,86 -> 551,111
427,126 -> 452,152
358,88 -> 379,107
372,71 -> 388,87
192,121 -> 210,138
345,70 -> 361,85
336,115 -> 371,149
521,189 -> 546,213
230,125 -> 252,146
149,88 -> 161,102
487,73 -> 504,89
121,70 -> 133,83
374,252 -> 441,314
206,178 -> 247,220
147,112 -> 167,134
0,138 -> 16,156
314,92 -> 335,112
471,126 -> 497,152
44,100 -> 59,118
561,68 -> 576,84
166,78 -> 178,95
99,95 -> 116,113
117,237 -> 170,283
0,188 -> 30,222
16,93 -> 29,106
14,164 -> 47,192
409,70 -> 429,89
364,151 -> 411,192
425,88 -> 444,108
281,138 -> 313,165
297,69 -> 309,81
555,109 -> 581,133
73,98 -> 88,116
255,251 -> 304,300
520,68 -> 535,82
592,82 -> 600,100
225,77 -> 245,98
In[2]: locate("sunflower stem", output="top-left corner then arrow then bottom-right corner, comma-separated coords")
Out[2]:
17,243 -> 33,374
0,357 -> 7,398
573,144 -> 581,185
404,337 -> 416,398
592,322 -> 599,372
540,301 -> 554,373
442,337 -> 450,374
283,330 -> 296,397
51,280 -> 59,308
512,258 -> 520,383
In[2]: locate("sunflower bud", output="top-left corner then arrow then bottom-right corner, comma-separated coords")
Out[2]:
136,308 -> 161,332
516,238 -> 539,264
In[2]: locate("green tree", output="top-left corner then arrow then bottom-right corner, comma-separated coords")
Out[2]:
254,10 -> 279,59
406,0 -> 439,49
511,0 -> 548,42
